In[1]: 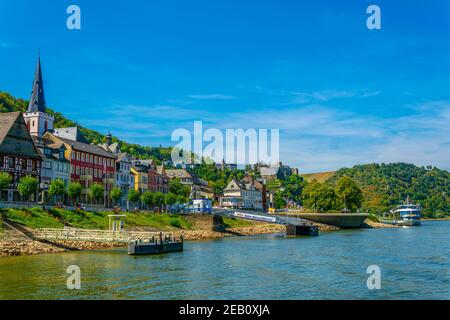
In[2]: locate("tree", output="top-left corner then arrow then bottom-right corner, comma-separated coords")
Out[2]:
141,191 -> 155,210
17,175 -> 39,203
169,178 -> 191,198
302,180 -> 336,212
110,187 -> 123,206
274,190 -> 287,209
48,179 -> 67,204
89,183 -> 104,205
335,176 -> 363,212
0,172 -> 12,202
128,189 -> 140,204
153,192 -> 165,207
281,174 -> 306,204
0,172 -> 12,190
68,182 -> 82,205
0,172 -> 13,204
176,194 -> 186,204
165,193 -> 177,205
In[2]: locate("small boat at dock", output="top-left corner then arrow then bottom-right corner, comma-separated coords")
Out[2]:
128,233 -> 183,255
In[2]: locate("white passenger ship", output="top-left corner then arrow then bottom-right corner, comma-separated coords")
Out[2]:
383,197 -> 421,226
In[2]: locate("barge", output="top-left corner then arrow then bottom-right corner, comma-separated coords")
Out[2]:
128,233 -> 183,255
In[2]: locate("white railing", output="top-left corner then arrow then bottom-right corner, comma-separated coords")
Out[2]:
32,228 -> 172,243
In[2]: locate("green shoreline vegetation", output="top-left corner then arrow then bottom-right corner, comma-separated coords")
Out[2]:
0,207 -> 253,232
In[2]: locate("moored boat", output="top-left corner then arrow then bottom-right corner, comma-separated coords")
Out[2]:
382,197 -> 421,226
128,233 -> 183,255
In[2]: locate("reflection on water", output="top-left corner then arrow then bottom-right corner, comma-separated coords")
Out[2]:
0,221 -> 449,300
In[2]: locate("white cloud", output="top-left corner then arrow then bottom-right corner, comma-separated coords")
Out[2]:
188,94 -> 236,100
288,89 -> 380,104
75,99 -> 450,172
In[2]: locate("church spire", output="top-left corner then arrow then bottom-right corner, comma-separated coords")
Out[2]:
27,56 -> 46,113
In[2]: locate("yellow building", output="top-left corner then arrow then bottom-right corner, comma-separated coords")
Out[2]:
131,164 -> 148,193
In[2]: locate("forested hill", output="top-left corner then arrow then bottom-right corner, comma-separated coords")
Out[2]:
326,163 -> 449,217
0,91 -> 173,164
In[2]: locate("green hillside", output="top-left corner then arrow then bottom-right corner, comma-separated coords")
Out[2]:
0,91 -> 173,164
326,163 -> 449,217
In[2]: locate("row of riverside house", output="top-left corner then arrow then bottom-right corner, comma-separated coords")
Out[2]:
0,57 -> 276,212
0,57 -> 172,209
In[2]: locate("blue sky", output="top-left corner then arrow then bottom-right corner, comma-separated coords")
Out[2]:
1,0 -> 449,172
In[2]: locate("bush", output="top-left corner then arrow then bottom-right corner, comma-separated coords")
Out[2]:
169,218 -> 181,228
0,172 -> 12,191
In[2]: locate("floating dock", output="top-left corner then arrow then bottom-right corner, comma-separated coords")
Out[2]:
286,224 -> 319,236
128,233 -> 183,255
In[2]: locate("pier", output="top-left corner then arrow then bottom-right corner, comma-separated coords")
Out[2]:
128,233 -> 183,255
213,209 -> 319,236
32,228 -> 173,243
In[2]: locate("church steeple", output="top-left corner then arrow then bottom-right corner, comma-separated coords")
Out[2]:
27,56 -> 46,113
24,55 -> 54,139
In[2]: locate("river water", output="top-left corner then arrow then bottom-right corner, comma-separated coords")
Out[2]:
0,221 -> 449,300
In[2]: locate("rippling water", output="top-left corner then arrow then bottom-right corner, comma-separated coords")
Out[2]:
0,221 -> 449,299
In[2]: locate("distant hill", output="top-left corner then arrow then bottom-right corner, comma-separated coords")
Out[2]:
326,163 -> 449,217
300,171 -> 335,183
0,91 -> 173,164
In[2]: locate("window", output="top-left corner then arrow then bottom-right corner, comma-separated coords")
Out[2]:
76,152 -> 80,161
42,161 -> 52,170
71,151 -> 75,160
90,155 -> 93,163
15,158 -> 21,171
27,160 -> 33,171
81,153 -> 85,162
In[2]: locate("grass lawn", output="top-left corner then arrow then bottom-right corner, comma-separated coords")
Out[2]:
0,207 -> 194,231
124,212 -> 193,230
1,207 -> 64,229
222,217 -> 254,228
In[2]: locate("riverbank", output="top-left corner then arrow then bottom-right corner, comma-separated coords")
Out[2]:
0,207 -> 396,257
0,222 -> 287,257
364,219 -> 400,228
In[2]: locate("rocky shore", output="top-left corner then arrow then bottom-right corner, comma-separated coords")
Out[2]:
0,223 -> 289,257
